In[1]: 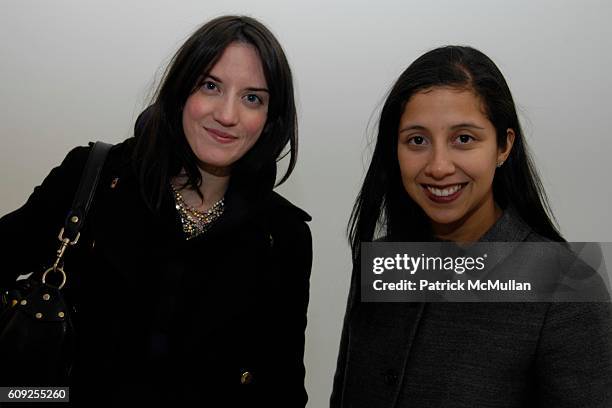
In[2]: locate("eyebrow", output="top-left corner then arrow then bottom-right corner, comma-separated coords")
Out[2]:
451,123 -> 485,130
399,125 -> 426,133
206,74 -> 270,93
399,122 -> 485,133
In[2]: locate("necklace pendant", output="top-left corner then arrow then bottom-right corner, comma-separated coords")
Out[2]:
170,183 -> 225,240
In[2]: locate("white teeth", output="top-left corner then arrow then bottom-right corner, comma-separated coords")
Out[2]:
426,184 -> 463,197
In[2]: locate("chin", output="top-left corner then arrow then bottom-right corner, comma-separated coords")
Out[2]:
194,151 -> 235,170
422,205 -> 466,226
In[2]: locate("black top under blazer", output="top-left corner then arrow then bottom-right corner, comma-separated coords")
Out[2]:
0,139 -> 312,407
331,208 -> 612,408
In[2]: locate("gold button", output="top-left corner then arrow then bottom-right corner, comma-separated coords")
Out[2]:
35,313 -> 43,319
20,299 -> 27,306
240,371 -> 253,385
43,294 -> 50,301
58,312 -> 65,318
70,215 -> 79,223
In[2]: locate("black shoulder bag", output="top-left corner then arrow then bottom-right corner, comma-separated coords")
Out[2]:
0,141 -> 112,386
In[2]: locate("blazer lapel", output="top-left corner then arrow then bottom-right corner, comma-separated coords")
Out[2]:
342,301 -> 426,408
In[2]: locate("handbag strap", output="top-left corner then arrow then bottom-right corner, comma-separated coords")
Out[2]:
42,142 -> 112,288
62,141 -> 113,242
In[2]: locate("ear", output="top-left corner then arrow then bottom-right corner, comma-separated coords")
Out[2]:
497,128 -> 515,164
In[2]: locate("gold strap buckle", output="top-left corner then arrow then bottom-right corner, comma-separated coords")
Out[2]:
43,228 -> 80,289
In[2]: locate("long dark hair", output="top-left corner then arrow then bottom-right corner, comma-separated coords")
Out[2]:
132,15 -> 297,212
349,45 -> 563,259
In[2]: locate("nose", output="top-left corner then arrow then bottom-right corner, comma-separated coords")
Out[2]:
424,146 -> 455,179
213,96 -> 239,127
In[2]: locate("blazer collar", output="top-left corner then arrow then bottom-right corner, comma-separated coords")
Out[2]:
479,206 -> 532,243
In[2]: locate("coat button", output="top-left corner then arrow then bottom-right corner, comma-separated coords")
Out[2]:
383,369 -> 399,386
240,371 -> 253,385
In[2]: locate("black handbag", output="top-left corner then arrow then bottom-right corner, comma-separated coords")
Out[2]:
0,141 -> 112,386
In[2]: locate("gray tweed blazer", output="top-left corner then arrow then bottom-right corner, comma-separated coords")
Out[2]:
330,209 -> 612,408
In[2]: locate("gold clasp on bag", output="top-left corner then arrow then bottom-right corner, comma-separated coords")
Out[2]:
54,227 -> 80,266
41,228 -> 80,289
41,266 -> 67,289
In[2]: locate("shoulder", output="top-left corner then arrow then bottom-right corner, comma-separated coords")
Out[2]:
56,144 -> 91,175
57,139 -> 132,175
261,192 -> 312,250
38,140 -> 135,216
523,230 -> 554,243
265,191 -> 311,223
519,228 -> 610,301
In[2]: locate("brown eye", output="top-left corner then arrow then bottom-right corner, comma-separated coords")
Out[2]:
409,136 -> 426,145
201,81 -> 218,92
457,134 -> 474,144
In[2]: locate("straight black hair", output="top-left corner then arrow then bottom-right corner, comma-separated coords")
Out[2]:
349,45 -> 564,260
132,15 -> 297,212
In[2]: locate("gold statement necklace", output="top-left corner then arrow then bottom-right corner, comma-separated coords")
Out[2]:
170,183 -> 225,240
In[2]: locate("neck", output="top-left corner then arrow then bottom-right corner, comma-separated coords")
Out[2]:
172,165 -> 230,212
432,194 -> 502,242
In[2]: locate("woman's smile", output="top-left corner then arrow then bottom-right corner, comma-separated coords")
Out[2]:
204,126 -> 238,144
421,182 -> 468,203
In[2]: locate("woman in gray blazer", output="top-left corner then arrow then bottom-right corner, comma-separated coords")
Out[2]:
331,45 -> 612,407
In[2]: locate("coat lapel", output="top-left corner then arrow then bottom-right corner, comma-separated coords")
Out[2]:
342,300 -> 426,407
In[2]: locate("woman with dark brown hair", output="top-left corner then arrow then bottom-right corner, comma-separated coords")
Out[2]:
332,45 -> 611,407
0,15 -> 311,406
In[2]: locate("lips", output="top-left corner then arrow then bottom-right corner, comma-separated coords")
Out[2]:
421,183 -> 467,203
205,127 -> 238,144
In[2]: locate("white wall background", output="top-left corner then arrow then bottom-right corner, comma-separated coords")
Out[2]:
1,0 -> 611,406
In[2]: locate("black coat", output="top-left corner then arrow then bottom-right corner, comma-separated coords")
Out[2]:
331,208 -> 612,408
0,140 -> 312,407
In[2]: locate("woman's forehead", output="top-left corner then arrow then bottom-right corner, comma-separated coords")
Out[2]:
206,42 -> 267,89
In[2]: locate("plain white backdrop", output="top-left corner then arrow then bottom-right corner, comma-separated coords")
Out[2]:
1,1 -> 611,406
